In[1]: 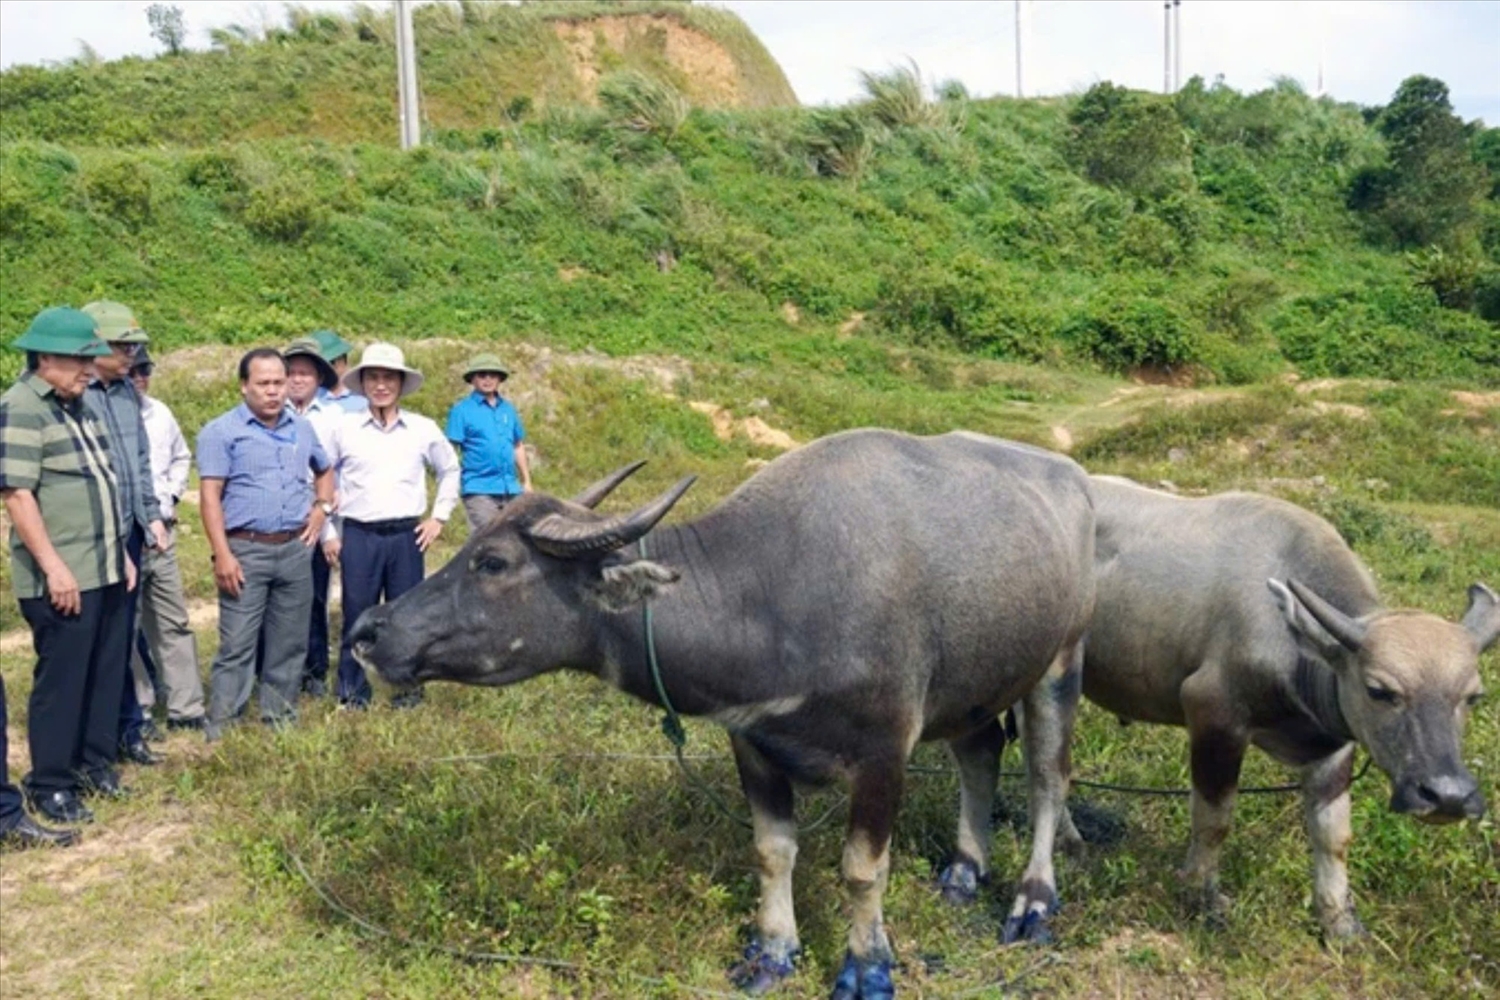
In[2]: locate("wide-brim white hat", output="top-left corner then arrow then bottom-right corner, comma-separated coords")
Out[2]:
343,341 -> 424,396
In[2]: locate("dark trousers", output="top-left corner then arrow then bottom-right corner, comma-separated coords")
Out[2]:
306,542 -> 331,682
117,525 -> 147,745
0,674 -> 22,830
21,583 -> 129,795
337,519 -> 424,705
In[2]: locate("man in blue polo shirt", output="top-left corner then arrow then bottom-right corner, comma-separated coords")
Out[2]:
445,352 -> 531,532
197,348 -> 335,739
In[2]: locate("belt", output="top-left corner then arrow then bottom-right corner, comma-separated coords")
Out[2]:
226,526 -> 306,545
344,517 -> 421,535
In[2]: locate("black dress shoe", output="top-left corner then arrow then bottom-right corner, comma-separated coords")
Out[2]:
82,771 -> 131,800
140,719 -> 166,744
0,813 -> 81,851
119,740 -> 163,766
166,716 -> 206,732
24,789 -> 95,825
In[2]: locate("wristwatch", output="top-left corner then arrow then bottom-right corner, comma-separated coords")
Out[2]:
317,500 -> 335,516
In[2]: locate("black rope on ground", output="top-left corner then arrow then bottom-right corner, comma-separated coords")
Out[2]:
287,850 -> 742,999
427,749 -> 1373,799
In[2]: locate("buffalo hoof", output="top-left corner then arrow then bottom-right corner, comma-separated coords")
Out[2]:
1001,907 -> 1054,945
829,951 -> 895,1000
936,856 -> 982,905
1002,882 -> 1058,945
729,938 -> 799,995
1321,911 -> 1369,948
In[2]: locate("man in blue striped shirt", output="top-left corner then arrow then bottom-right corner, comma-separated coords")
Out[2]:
197,349 -> 335,739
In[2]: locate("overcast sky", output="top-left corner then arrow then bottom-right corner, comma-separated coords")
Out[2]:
1,1 -> 1496,122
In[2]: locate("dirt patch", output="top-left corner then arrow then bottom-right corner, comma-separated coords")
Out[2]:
1051,425 -> 1074,451
838,311 -> 866,338
1306,400 -> 1370,420
552,15 -> 744,107
780,300 -> 801,325
1449,390 -> 1500,416
688,401 -> 797,451
1128,365 -> 1200,388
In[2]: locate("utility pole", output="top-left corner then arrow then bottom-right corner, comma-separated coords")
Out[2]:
1163,0 -> 1172,94
395,0 -> 421,149
1173,0 -> 1182,91
1014,0 -> 1023,98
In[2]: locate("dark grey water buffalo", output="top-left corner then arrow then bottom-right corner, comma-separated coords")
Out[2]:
1064,476 -> 1496,940
348,429 -> 1096,998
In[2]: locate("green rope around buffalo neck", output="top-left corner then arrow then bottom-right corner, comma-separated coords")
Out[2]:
640,534 -> 686,750
636,536 -> 846,833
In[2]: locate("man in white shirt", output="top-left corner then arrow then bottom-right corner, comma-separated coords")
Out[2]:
322,343 -> 459,708
128,349 -> 207,730
282,337 -> 343,698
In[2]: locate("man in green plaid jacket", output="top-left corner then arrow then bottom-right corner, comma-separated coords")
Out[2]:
0,307 -> 133,835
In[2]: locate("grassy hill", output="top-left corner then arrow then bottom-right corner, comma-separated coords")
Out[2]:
0,0 -> 797,146
2,45 -> 1498,392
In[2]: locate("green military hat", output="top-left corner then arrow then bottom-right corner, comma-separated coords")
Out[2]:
10,307 -> 111,356
80,300 -> 149,343
462,352 -> 510,382
284,336 -> 338,390
310,328 -> 354,362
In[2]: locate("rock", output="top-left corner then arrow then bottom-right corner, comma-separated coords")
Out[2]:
1167,447 -> 1188,464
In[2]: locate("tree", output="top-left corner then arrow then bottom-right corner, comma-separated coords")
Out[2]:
147,4 -> 187,56
1067,82 -> 1190,197
1349,76 -> 1487,248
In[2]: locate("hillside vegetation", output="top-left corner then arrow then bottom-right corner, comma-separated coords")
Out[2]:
2,30 -> 1498,391
0,1 -> 796,146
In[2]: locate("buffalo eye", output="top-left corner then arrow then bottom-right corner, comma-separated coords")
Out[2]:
1365,684 -> 1399,705
471,553 -> 508,575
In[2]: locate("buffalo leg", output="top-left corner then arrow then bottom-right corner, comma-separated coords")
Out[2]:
831,756 -> 904,1000
1003,639 -> 1084,944
938,717 -> 1007,903
1301,744 -> 1365,942
728,735 -> 802,994
1180,675 -> 1248,924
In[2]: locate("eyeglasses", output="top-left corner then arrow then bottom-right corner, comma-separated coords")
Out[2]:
130,365 -> 155,378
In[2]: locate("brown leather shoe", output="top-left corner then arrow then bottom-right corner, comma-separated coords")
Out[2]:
0,813 -> 81,850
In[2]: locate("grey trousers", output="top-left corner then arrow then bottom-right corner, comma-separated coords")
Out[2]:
462,494 -> 515,533
132,528 -> 206,721
206,536 -> 313,735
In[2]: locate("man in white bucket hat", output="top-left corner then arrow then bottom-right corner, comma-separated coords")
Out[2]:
321,343 -> 459,708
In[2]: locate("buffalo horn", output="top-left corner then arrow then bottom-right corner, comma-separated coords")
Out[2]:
572,460 -> 648,509
527,476 -> 697,559
1287,578 -> 1368,652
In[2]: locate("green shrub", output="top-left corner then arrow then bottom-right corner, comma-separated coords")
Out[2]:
83,158 -> 154,227
597,70 -> 688,141
1067,82 -> 1191,196
859,62 -> 947,130
1063,287 -> 1198,370
240,177 -> 327,241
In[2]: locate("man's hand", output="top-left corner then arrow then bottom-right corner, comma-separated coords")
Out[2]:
214,550 -> 246,598
414,518 -> 444,553
322,538 -> 342,566
125,554 -> 137,593
45,564 -> 81,616
302,506 -> 328,547
149,519 -> 169,550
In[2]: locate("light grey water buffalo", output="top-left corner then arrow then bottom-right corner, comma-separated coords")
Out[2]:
1061,476 -> 1496,940
348,429 -> 1096,999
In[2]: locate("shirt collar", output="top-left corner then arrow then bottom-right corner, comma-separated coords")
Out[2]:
469,390 -> 504,407
360,407 -> 406,429
236,401 -> 294,430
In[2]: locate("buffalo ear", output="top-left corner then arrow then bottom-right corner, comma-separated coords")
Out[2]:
1462,583 -> 1500,651
1268,578 -> 1363,663
589,559 -> 680,612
